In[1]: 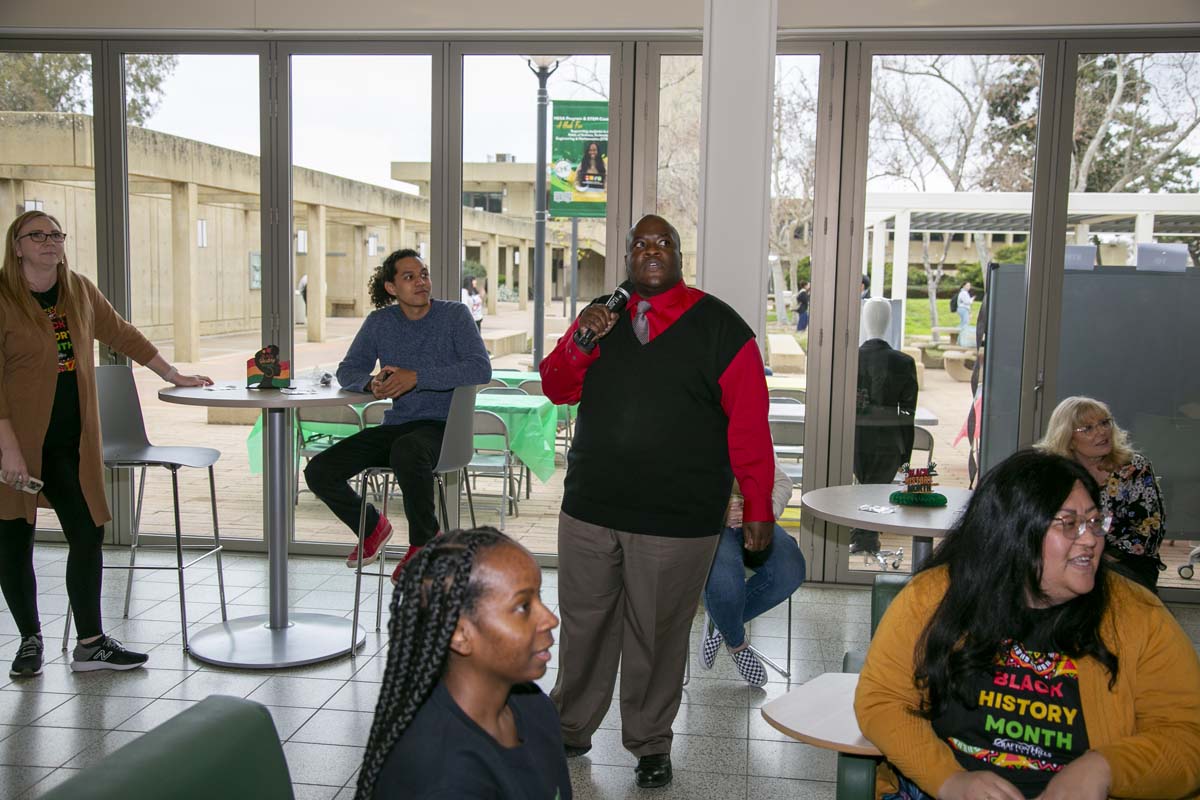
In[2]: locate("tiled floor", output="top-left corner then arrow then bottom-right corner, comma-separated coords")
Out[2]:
2,545 -> 1198,799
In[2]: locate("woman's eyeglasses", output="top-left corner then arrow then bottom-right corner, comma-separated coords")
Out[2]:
1073,417 -> 1113,437
17,231 -> 68,244
1050,514 -> 1112,540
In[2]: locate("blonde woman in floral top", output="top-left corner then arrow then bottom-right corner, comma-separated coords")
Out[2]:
1037,397 -> 1165,591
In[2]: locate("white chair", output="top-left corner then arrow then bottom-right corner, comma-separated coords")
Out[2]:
295,403 -> 363,503
466,410 -> 520,529
63,365 -> 227,653
911,426 -> 934,467
770,414 -> 806,469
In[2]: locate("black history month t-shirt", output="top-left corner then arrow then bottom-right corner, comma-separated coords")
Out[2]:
932,628 -> 1090,798
32,283 -> 82,444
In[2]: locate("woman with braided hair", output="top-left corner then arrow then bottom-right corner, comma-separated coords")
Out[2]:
356,527 -> 570,800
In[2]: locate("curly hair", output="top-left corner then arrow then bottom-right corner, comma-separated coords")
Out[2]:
1036,395 -> 1135,472
914,450 -> 1118,720
368,248 -> 422,310
354,527 -> 513,799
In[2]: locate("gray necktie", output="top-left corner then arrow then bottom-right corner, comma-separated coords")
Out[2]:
633,300 -> 652,345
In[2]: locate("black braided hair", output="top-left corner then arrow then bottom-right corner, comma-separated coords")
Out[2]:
354,527 -> 512,800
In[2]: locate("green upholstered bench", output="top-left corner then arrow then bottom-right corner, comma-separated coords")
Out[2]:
42,695 -> 294,800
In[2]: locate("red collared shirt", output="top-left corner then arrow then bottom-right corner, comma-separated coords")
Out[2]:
541,281 -> 775,523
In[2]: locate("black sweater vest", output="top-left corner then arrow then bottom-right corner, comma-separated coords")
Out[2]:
562,293 -> 753,537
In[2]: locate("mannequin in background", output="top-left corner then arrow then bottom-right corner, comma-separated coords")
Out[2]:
852,298 -> 919,554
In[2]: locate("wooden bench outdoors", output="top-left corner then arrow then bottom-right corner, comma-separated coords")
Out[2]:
767,333 -> 807,374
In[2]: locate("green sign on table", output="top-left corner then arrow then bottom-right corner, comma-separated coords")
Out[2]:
549,99 -> 608,219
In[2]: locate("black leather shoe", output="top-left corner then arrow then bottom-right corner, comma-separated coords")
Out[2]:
635,754 -> 672,788
564,743 -> 592,758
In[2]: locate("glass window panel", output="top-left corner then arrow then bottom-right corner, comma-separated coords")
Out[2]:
767,54 -> 822,541
1053,51 -> 1200,592
457,54 -> 611,557
124,53 -> 264,541
0,50 -> 98,535
656,55 -> 703,285
845,52 -> 1043,577
289,54 -> 433,546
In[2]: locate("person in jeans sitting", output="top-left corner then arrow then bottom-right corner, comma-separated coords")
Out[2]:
700,455 -> 805,686
303,249 -> 490,581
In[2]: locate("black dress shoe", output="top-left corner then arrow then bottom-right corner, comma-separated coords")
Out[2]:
635,753 -> 672,788
564,743 -> 592,758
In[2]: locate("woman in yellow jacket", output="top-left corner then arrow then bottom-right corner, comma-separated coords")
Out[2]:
855,450 -> 1200,800
1,211 -> 211,678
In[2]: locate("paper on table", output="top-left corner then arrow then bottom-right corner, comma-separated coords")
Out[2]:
857,504 -> 895,515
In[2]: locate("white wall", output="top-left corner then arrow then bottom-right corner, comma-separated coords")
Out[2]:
4,0 -> 1197,32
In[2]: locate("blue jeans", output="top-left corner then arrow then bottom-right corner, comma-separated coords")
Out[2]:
703,524 -> 806,649
957,305 -> 970,341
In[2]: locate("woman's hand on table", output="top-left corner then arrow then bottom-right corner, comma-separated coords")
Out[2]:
372,367 -> 417,399
938,770 -> 1024,800
171,373 -> 213,388
1035,751 -> 1110,800
0,447 -> 30,489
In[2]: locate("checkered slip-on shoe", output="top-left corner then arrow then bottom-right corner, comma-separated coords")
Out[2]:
699,617 -> 722,670
728,646 -> 768,687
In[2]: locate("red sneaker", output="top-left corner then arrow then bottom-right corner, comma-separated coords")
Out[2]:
390,543 -> 425,586
346,515 -> 393,568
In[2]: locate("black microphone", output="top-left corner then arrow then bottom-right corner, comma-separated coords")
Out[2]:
573,280 -> 634,351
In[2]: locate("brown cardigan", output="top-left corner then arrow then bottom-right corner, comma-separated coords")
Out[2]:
0,272 -> 158,526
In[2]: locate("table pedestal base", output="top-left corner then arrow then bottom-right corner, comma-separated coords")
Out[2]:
186,613 -> 367,669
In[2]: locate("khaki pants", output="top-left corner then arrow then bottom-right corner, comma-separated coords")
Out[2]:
551,511 -> 719,757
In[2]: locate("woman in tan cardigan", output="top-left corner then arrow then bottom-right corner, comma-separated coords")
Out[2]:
1,210 -> 211,678
855,450 -> 1200,799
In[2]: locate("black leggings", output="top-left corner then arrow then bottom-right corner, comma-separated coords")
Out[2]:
0,442 -> 104,640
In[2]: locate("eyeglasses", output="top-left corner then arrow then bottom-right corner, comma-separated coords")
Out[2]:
1050,514 -> 1112,540
17,231 -> 67,244
1073,417 -> 1113,437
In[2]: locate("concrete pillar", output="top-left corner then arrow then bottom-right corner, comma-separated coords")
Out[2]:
871,220 -> 887,299
389,217 -> 407,255
518,243 -> 530,311
0,179 -> 18,238
170,181 -> 200,362
306,204 -> 327,342
1074,223 -> 1091,245
499,246 -> 509,296
891,210 -> 911,345
485,234 -> 499,315
354,225 -> 368,315
695,0 -> 778,344
1133,212 -> 1154,265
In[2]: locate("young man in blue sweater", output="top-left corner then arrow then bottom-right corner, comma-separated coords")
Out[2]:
304,249 -> 491,579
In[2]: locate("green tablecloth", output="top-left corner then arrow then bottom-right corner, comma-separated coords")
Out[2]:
490,370 -> 576,426
475,393 -> 557,482
246,393 -> 559,482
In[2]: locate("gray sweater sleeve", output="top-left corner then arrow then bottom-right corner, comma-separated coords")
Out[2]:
417,302 -> 492,390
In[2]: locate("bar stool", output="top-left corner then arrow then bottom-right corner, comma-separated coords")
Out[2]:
63,365 -> 227,653
348,385 -> 478,655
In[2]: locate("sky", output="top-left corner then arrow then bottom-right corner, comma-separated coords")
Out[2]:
136,53 -> 610,194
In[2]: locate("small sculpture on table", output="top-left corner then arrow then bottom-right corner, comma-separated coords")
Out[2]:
247,345 -> 291,389
889,462 -> 948,507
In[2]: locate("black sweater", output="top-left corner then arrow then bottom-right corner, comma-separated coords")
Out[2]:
562,294 -> 752,537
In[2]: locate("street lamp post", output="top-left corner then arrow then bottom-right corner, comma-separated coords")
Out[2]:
528,56 -> 560,368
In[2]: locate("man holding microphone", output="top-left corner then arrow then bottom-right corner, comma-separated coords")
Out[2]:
541,214 -> 775,789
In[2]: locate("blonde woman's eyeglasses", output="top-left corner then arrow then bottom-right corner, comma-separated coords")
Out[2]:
17,231 -> 67,244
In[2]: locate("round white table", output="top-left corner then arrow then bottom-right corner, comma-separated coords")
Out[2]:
159,381 -> 373,668
801,484 -> 972,568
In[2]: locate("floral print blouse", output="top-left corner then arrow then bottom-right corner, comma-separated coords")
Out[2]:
1100,453 -> 1166,559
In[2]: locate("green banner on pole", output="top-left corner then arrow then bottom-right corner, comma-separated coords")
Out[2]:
549,99 -> 608,219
